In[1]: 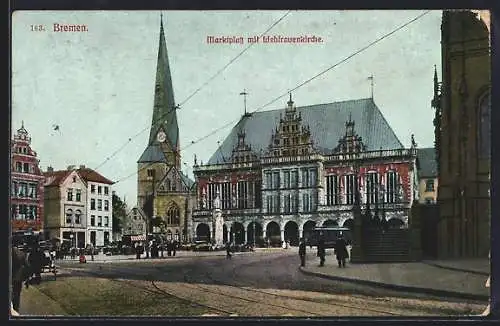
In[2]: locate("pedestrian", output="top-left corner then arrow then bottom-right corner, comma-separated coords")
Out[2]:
317,235 -> 326,267
135,242 -> 141,259
172,240 -> 177,257
298,238 -> 306,267
225,241 -> 232,259
334,234 -> 349,268
11,245 -> 29,313
145,241 -> 150,259
27,242 -> 43,285
167,240 -> 172,257
89,243 -> 94,261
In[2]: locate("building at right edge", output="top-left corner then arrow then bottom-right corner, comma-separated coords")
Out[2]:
433,10 -> 490,258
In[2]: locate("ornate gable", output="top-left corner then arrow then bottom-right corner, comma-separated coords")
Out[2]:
231,129 -> 258,163
333,114 -> 367,154
266,94 -> 316,157
157,165 -> 192,193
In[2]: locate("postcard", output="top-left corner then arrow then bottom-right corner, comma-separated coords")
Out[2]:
10,9 -> 490,317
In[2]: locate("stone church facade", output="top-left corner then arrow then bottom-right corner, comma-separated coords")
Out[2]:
192,95 -> 419,246
137,17 -> 196,243
433,10 -> 490,258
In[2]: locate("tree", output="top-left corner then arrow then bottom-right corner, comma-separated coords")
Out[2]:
151,216 -> 166,233
112,193 -> 127,234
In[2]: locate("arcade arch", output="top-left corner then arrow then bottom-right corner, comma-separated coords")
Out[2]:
196,223 -> 210,242
284,221 -> 299,246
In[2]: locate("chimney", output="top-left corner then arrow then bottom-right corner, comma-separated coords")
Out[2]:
67,165 -> 75,170
47,166 -> 54,173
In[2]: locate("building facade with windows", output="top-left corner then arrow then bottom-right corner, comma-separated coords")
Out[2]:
123,206 -> 148,237
433,10 -> 490,258
417,147 -> 438,204
85,170 -> 114,247
44,167 -> 87,247
11,122 -> 45,234
44,165 -> 114,247
192,95 -> 418,246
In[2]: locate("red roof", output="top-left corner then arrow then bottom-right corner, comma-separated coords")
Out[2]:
44,168 -> 114,186
44,170 -> 71,186
77,168 -> 114,185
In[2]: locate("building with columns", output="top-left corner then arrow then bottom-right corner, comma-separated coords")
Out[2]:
136,16 -> 196,243
192,95 -> 419,246
11,122 -> 45,234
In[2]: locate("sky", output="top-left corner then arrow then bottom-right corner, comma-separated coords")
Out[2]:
11,10 -> 442,207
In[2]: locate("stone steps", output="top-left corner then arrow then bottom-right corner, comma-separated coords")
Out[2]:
351,229 -> 411,262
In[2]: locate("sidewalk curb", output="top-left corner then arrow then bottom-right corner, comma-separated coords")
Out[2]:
421,261 -> 490,277
57,251 -> 256,263
299,267 -> 489,302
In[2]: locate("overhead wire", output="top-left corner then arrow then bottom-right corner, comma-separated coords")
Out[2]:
112,10 -> 432,186
92,11 -> 292,175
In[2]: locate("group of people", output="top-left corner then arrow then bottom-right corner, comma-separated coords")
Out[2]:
11,239 -> 48,314
298,234 -> 349,268
134,239 -> 178,259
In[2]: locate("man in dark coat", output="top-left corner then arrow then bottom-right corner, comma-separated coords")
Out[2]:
298,238 -> 306,267
12,246 -> 29,313
135,242 -> 141,259
317,235 -> 326,267
172,240 -> 177,257
167,240 -> 172,257
334,234 -> 349,268
27,242 -> 43,285
225,241 -> 232,259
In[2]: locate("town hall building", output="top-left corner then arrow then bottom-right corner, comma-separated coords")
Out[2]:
192,94 -> 419,246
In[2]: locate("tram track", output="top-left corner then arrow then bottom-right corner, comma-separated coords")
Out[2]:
182,258 -> 408,316
59,254 -> 451,316
60,266 -> 236,316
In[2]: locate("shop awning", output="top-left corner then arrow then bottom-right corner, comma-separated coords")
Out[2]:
130,235 -> 147,242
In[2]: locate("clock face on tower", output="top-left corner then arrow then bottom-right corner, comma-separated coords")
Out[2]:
157,131 -> 167,143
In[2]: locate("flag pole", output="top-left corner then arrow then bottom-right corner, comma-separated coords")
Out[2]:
368,75 -> 374,99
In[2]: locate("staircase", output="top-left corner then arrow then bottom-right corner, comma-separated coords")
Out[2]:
352,228 -> 412,262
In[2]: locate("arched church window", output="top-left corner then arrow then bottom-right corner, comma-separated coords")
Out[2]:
166,204 -> 180,225
478,92 -> 491,159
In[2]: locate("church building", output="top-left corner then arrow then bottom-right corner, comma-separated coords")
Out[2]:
433,10 -> 490,258
137,17 -> 196,243
192,94 -> 419,246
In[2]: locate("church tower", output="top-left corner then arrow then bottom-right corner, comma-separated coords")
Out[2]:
137,15 -> 180,214
137,15 -> 195,243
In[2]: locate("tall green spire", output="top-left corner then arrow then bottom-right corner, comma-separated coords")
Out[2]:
149,14 -> 179,148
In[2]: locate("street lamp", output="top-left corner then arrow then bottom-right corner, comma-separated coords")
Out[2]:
378,184 -> 386,223
231,222 -> 236,245
253,220 -> 256,248
71,217 -> 75,249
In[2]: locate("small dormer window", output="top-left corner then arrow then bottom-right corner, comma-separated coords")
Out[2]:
73,177 -> 76,183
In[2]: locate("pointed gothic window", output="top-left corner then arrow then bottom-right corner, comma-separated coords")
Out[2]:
167,204 -> 180,225
478,92 -> 490,159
